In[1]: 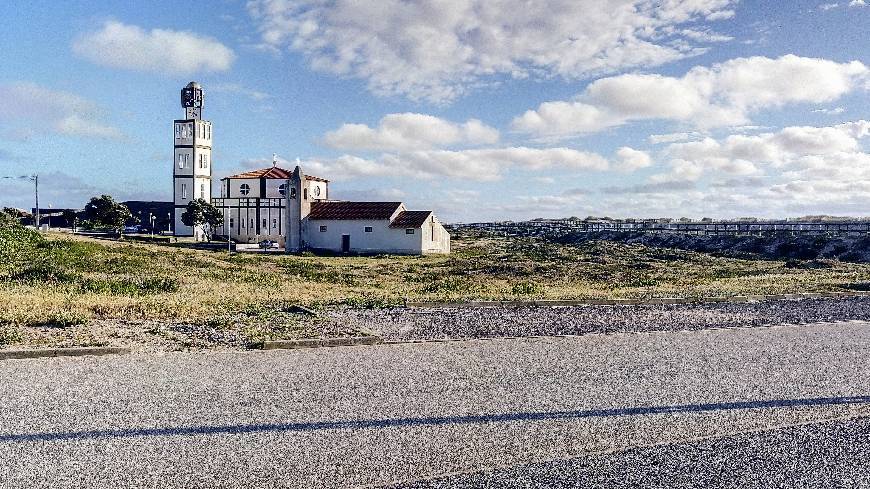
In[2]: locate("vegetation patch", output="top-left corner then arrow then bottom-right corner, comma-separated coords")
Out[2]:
0,325 -> 24,346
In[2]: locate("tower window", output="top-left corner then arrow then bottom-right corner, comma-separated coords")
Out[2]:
200,183 -> 205,199
278,183 -> 287,196
405,228 -> 415,234
364,226 -> 373,233
303,188 -> 308,200
239,183 -> 250,196
181,183 -> 188,200
289,187 -> 297,199
319,225 -> 327,232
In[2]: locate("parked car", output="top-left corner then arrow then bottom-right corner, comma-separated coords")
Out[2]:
123,225 -> 141,234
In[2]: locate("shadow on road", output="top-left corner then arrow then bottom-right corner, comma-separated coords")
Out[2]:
3,395 -> 869,443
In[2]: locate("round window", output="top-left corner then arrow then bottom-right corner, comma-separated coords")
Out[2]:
278,183 -> 287,196
239,183 -> 250,196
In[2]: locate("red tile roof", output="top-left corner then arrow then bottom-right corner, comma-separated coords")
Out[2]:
308,201 -> 403,220
224,166 -> 329,182
389,210 -> 432,228
225,166 -> 292,179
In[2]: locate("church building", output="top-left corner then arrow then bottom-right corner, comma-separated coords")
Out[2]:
172,82 -> 450,255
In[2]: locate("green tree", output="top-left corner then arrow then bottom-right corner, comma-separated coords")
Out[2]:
61,209 -> 80,229
181,199 -> 224,241
83,195 -> 131,236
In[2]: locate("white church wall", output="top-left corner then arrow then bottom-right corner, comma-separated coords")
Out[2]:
306,181 -> 328,201
265,179 -> 289,199
421,215 -> 451,254
227,178 -> 262,199
304,219 -> 423,254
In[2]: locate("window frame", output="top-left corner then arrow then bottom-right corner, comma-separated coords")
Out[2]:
319,225 -> 328,232
364,226 -> 373,233
239,183 -> 250,196
405,228 -> 415,234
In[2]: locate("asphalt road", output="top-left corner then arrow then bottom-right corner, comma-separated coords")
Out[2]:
2,321 -> 870,487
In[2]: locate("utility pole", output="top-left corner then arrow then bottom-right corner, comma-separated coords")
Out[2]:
34,174 -> 39,230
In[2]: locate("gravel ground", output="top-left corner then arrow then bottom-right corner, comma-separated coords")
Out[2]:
327,296 -> 870,341
393,415 -> 870,488
1,322 -> 870,487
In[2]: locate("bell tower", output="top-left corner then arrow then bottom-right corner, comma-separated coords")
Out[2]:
173,82 -> 212,239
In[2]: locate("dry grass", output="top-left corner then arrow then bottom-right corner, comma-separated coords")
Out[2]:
2,228 -> 870,330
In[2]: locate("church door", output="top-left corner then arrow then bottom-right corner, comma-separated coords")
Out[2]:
341,234 -> 350,253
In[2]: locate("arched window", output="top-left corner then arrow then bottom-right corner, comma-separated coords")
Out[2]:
239,183 -> 250,196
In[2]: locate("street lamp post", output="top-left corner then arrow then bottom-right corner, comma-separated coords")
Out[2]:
149,213 -> 155,241
167,213 -> 172,235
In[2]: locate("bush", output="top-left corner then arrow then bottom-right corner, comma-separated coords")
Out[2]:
0,213 -> 44,272
27,311 -> 89,328
511,281 -> 542,295
0,325 -> 24,345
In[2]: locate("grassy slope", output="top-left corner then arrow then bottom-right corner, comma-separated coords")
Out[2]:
2,228 -> 870,332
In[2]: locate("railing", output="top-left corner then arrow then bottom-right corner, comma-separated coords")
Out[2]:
453,220 -> 870,238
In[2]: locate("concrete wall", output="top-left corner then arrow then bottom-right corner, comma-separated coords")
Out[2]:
304,218 -> 424,254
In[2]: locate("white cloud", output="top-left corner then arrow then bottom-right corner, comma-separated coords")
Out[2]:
665,121 -> 868,170
819,2 -> 840,9
301,146 -> 611,182
850,0 -> 867,6
649,132 -> 704,144
614,147 -> 653,172
323,113 -> 499,152
55,115 -> 123,139
513,55 -> 868,138
210,83 -> 271,101
679,29 -> 734,42
812,106 -> 846,115
0,82 -> 122,140
246,0 -> 737,103
73,20 -> 235,75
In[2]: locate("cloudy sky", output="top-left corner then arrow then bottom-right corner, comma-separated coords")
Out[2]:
1,0 -> 868,221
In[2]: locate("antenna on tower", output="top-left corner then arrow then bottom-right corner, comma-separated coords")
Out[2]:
272,153 -> 278,167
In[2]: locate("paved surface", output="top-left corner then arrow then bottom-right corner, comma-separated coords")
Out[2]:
2,322 -> 870,487
394,416 -> 870,488
329,296 -> 870,341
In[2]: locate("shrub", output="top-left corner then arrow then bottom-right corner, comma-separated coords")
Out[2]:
28,311 -> 89,328
423,276 -> 471,293
0,325 -> 24,345
511,281 -> 542,295
80,276 -> 178,295
0,214 -> 44,272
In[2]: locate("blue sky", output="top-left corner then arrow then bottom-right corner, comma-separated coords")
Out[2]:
1,0 -> 868,221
